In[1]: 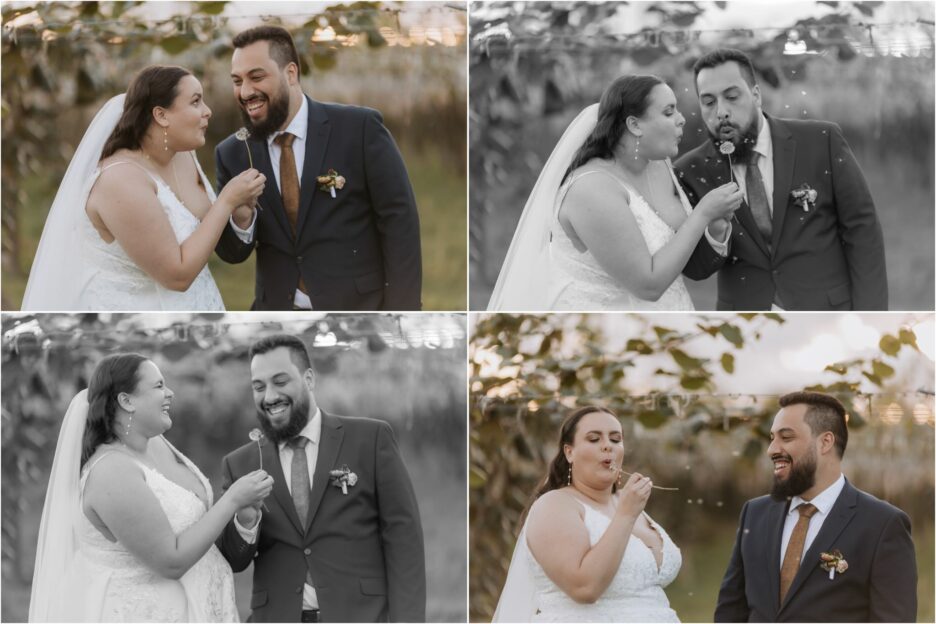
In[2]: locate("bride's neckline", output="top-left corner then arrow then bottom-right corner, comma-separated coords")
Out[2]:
587,159 -> 684,233
567,491 -> 666,572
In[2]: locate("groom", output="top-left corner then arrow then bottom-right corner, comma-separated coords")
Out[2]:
678,48 -> 888,310
715,391 -> 916,622
215,26 -> 422,311
218,334 -> 426,622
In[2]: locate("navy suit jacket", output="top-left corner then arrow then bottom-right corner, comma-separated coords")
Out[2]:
215,96 -> 422,311
677,115 -> 888,310
217,412 -> 426,623
715,480 -> 916,622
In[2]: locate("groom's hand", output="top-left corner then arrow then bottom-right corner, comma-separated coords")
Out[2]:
232,203 -> 256,229
236,504 -> 261,529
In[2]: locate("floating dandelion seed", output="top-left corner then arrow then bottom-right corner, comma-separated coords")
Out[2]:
801,90 -> 807,96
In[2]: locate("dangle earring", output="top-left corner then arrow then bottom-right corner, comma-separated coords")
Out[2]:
567,462 -> 573,486
617,467 -> 624,489
634,137 -> 640,160
125,413 -> 134,436
164,127 -> 169,151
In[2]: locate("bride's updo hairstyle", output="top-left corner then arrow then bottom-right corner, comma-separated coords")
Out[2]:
100,65 -> 192,160
521,406 -> 621,522
81,353 -> 148,467
562,75 -> 664,184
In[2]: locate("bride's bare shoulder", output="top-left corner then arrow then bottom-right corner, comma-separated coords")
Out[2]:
530,488 -> 585,517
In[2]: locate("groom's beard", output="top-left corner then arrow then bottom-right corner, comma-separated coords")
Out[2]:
239,80 -> 291,142
255,391 -> 310,443
769,445 -> 818,500
708,114 -> 759,163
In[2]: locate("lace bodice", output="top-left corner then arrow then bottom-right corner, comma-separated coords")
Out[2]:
77,439 -> 238,622
529,504 -> 682,622
547,164 -> 695,311
77,154 -> 224,311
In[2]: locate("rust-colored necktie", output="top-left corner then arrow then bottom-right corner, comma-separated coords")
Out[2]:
779,503 -> 818,604
274,132 -> 300,232
274,132 -> 307,295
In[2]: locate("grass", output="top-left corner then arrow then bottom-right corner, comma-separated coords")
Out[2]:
666,521 -> 934,623
2,146 -> 465,311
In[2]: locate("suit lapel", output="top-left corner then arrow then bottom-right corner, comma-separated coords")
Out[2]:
252,136 -> 293,239
767,115 -> 796,254
264,437 -> 306,536
779,481 -> 858,612
767,497 -> 789,615
307,411 -> 344,531
296,96 -> 332,238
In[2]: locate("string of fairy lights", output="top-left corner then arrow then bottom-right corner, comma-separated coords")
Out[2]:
1,316 -> 467,351
474,390 -> 936,427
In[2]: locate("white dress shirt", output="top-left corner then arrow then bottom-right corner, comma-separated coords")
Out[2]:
230,96 -> 313,309
235,407 -> 322,609
779,473 -> 846,567
732,112 -> 775,216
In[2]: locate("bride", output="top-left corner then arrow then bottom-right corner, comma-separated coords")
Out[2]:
21,65 -> 266,311
29,353 -> 274,622
494,406 -> 682,622
488,75 -> 742,311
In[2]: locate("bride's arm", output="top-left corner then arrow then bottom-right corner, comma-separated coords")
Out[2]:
525,476 -> 651,604
563,173 -> 739,301
83,453 -> 271,580
91,165 -> 264,292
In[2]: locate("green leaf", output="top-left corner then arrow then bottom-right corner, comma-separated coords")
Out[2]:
366,28 -> 386,47
738,313 -> 757,320
764,313 -> 785,323
160,35 -> 192,55
871,360 -> 895,379
879,334 -> 901,357
637,409 -> 667,429
718,323 -> 744,348
196,1 -> 228,15
824,363 -> 848,375
626,339 -> 653,355
861,371 -> 882,387
720,352 -> 735,374
679,373 -> 708,390
652,326 -> 676,341
469,466 -> 487,489
898,328 -> 919,350
670,348 -> 703,371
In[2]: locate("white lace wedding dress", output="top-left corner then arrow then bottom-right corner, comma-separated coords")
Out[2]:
71,439 -> 238,622
548,166 -> 695,311
528,503 -> 682,622
75,157 -> 224,310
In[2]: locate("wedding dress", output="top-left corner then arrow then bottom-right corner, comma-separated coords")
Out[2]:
21,94 -> 224,311
487,104 -> 694,311
29,392 -> 237,622
494,501 -> 682,623
549,167 -> 695,310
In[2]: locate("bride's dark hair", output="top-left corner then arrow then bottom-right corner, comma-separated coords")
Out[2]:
81,353 -> 148,467
100,65 -> 192,160
561,75 -> 664,184
520,405 -> 621,523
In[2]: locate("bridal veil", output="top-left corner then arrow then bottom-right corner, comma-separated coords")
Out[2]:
486,104 -> 598,311
21,94 -> 125,311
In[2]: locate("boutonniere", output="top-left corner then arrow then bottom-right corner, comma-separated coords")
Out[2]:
819,549 -> 848,579
791,183 -> 818,212
317,169 -> 346,198
328,464 -> 358,494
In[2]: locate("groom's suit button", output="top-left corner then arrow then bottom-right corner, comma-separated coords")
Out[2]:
304,548 -> 311,555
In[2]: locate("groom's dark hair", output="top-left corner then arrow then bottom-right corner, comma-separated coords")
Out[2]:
249,334 -> 313,373
779,391 -> 849,458
692,48 -> 758,90
233,25 -> 301,73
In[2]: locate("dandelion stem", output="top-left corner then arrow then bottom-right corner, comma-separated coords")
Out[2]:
620,469 -> 679,491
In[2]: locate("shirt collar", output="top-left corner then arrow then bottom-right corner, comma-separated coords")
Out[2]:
789,472 -> 846,517
278,406 -> 321,450
267,95 -> 308,148
753,112 -> 772,161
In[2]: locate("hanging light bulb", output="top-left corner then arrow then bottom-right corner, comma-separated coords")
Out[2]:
880,402 -> 904,425
912,403 -> 933,426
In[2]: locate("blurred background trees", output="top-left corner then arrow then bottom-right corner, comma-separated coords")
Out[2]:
1,312 -> 467,622
2,1 -> 467,310
469,1 -> 935,310
469,312 -> 935,621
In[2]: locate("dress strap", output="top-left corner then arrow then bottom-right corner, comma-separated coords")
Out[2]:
99,160 -> 161,186
556,168 -> 635,219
